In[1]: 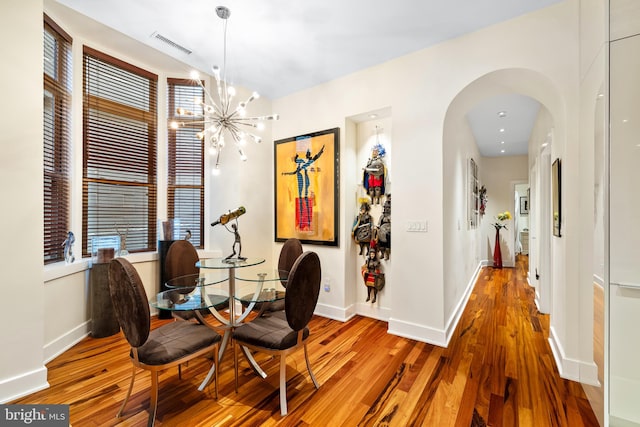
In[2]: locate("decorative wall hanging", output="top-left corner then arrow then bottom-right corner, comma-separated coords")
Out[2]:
362,249 -> 385,303
479,185 -> 487,216
468,157 -> 479,228
520,195 -> 529,215
362,128 -> 387,205
274,128 -> 339,246
376,194 -> 391,260
352,201 -> 373,256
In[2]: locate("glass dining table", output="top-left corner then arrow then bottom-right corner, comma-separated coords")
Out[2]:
150,257 -> 287,391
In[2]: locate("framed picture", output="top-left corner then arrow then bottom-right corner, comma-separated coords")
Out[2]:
520,196 -> 529,215
274,128 -> 340,246
468,158 -> 479,228
552,158 -> 561,237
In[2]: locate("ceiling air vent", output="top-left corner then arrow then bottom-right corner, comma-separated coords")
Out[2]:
151,32 -> 192,55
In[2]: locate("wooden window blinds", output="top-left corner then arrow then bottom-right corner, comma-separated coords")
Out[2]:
167,78 -> 204,247
44,15 -> 72,264
82,46 -> 158,257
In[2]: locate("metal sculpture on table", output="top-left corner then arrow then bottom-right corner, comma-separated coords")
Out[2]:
211,207 -> 247,262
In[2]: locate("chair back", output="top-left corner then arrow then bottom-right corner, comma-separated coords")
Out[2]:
165,240 -> 199,280
108,257 -> 150,348
278,238 -> 303,287
284,251 -> 321,331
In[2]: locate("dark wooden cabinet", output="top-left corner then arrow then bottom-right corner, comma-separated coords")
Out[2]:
90,263 -> 120,338
158,240 -> 176,319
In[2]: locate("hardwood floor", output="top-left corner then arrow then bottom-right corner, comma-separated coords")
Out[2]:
12,255 -> 599,426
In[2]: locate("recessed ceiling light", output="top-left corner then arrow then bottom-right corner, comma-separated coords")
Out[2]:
499,128 -> 505,133
542,142 -> 548,147
500,149 -> 505,153
498,111 -> 506,118
369,114 -> 378,119
501,141 -> 505,144
622,119 -> 629,123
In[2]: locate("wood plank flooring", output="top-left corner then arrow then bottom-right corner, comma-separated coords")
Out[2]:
12,255 -> 599,426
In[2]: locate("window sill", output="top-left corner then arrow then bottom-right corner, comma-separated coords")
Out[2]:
44,251 -> 159,282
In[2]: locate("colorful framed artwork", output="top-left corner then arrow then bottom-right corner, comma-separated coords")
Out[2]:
274,128 -> 340,246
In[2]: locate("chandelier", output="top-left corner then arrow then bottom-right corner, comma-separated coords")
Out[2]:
169,5 -> 279,175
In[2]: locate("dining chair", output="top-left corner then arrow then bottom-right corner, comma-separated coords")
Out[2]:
240,238 -> 303,314
164,240 -> 201,321
108,257 -> 221,427
232,250 -> 321,416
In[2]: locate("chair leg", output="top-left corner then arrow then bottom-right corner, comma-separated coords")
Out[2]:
178,364 -> 182,379
148,371 -> 159,427
304,343 -> 320,389
214,344 -> 219,399
233,339 -> 239,393
117,365 -> 137,417
279,354 -> 288,416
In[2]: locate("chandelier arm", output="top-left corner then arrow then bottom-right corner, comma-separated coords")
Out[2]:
235,115 -> 279,121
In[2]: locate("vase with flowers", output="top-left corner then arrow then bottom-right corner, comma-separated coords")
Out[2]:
492,211 -> 512,268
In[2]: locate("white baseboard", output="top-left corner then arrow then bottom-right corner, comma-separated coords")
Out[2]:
387,317 -> 447,347
314,302 -> 356,322
548,326 -> 580,381
0,366 -> 48,404
443,261 -> 483,346
354,303 -> 391,322
580,361 -> 600,387
43,320 -> 91,363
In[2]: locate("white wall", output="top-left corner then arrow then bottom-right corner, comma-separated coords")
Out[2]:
0,0 -> 48,402
577,0 -> 607,422
609,13 -> 640,424
442,98 -> 483,336
274,1 -> 579,346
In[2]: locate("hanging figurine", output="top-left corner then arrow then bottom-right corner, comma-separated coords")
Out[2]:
352,201 -> 373,256
362,249 -> 385,303
377,194 -> 391,260
363,129 -> 387,205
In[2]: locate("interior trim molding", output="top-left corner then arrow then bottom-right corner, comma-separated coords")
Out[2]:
43,321 -> 90,363
443,261 -> 483,346
548,326 -> 580,381
0,366 -> 48,404
314,302 -> 355,322
387,317 -> 447,347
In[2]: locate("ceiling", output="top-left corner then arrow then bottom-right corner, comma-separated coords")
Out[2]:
52,0 -> 556,156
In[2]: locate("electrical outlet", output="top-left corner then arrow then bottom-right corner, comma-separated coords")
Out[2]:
323,278 -> 330,292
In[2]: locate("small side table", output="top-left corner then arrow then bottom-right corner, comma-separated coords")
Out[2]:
90,262 -> 120,338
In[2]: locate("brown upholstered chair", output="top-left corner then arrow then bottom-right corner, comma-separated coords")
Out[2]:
108,257 -> 221,427
232,251 -> 321,416
164,240 -> 201,321
165,240 -> 199,279
240,238 -> 303,313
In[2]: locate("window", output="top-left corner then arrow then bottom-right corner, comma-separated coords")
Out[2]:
82,47 -> 158,257
44,15 -> 72,264
167,79 -> 204,247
